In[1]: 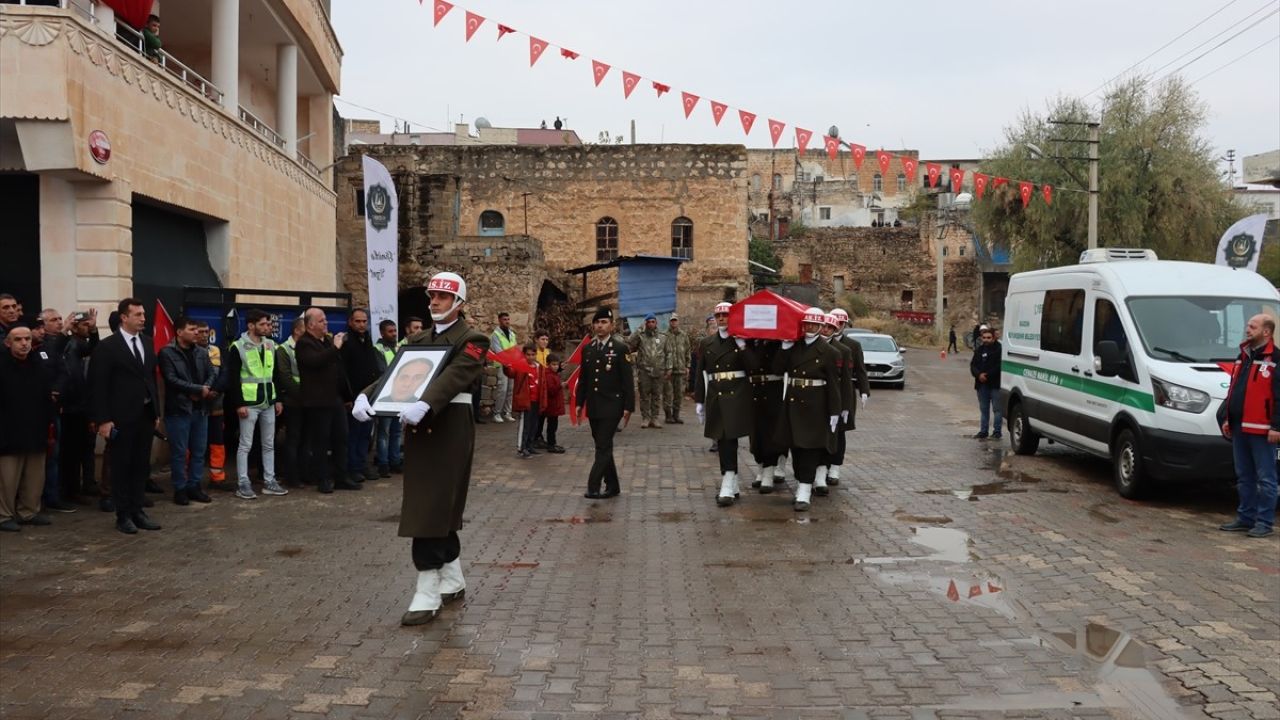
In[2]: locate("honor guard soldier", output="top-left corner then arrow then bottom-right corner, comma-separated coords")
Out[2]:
814,312 -> 854,495
576,307 -> 634,499
351,271 -> 489,626
830,307 -> 870,486
773,308 -> 842,511
694,302 -> 755,506
628,313 -> 669,428
742,336 -> 786,493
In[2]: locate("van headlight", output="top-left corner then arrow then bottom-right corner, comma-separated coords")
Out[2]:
1151,377 -> 1210,413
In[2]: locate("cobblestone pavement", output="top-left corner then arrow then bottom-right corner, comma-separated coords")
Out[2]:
2,350 -> 1277,720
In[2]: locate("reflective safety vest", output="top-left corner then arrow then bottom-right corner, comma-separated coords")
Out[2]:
377,340 -> 396,367
233,337 -> 275,406
281,337 -> 300,383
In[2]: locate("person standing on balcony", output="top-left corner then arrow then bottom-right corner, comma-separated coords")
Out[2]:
142,15 -> 163,61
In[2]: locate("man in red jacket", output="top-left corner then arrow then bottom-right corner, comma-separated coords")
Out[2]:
1220,313 -> 1280,538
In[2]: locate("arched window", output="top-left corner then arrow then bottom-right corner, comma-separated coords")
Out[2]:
896,173 -> 906,192
595,217 -> 619,261
772,173 -> 782,190
671,217 -> 693,260
479,210 -> 505,237
873,173 -> 883,192
849,175 -> 859,191
751,173 -> 761,192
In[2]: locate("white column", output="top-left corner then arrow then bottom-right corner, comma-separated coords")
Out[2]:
276,43 -> 298,151
211,0 -> 239,110
93,1 -> 117,36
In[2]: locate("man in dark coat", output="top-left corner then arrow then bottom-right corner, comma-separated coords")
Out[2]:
815,312 -> 854,497
0,326 -> 55,531
575,307 -> 635,500
157,315 -> 217,505
352,272 -> 489,626
831,308 -> 871,486
694,301 -> 755,506
295,308 -> 356,493
773,308 -> 842,511
339,308 -> 381,484
59,310 -> 101,504
970,327 -> 1002,439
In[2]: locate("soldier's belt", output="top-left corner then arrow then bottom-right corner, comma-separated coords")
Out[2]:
451,393 -> 473,405
709,371 -> 747,381
749,374 -> 783,384
787,378 -> 827,388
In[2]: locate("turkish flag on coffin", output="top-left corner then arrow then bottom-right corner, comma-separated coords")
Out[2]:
727,290 -> 811,341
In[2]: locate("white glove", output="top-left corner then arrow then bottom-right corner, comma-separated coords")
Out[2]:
734,337 -> 746,349
781,340 -> 795,349
696,403 -> 705,424
829,415 -> 839,433
860,393 -> 869,410
351,394 -> 373,422
399,401 -> 430,426
841,410 -> 849,423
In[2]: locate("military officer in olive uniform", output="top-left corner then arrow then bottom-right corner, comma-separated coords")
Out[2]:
351,272 -> 489,627
576,307 -> 635,499
772,307 -> 842,511
628,313 -> 669,428
830,308 -> 870,486
663,314 -> 692,424
694,302 -> 756,506
815,312 -> 855,496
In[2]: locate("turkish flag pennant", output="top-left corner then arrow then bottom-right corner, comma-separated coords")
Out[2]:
709,100 -> 727,126
432,0 -> 453,26
876,150 -> 892,175
492,346 -> 534,374
1019,181 -> 1034,207
993,176 -> 1009,189
946,580 -> 960,602
152,299 -> 174,356
901,157 -> 918,183
823,135 -> 839,160
950,166 -> 965,192
1041,184 -> 1053,205
739,110 -> 757,136
622,71 -> 640,99
560,48 -> 579,60
850,143 -> 866,170
681,92 -> 699,118
974,172 -> 989,200
652,81 -> 670,97
767,119 -> 785,147
925,162 -> 942,188
496,24 -> 515,40
968,584 -> 983,599
463,11 -> 484,41
795,127 -> 813,155
565,335 -> 591,426
591,60 -> 610,86
529,37 -> 548,66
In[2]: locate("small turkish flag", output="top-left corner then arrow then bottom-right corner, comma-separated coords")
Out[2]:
591,60 -> 610,86
152,299 -> 175,356
901,157 -> 918,183
681,92 -> 699,118
496,24 -> 515,40
949,166 -> 965,192
946,580 -> 960,602
739,110 -> 757,136
1019,181 -> 1034,207
652,81 -> 670,97
463,11 -> 483,41
968,584 -> 983,598
709,101 -> 727,126
795,127 -> 813,155
850,143 -> 866,169
622,71 -> 640,99
926,162 -> 942,188
432,0 -> 453,26
824,135 -> 839,160
1041,184 -> 1053,205
993,176 -> 1009,189
987,582 -> 1002,593
876,150 -> 891,175
560,48 -> 579,60
529,36 -> 548,66
767,119 -> 785,147
974,172 -> 989,200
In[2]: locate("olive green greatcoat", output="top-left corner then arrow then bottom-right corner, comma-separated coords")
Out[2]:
828,337 -> 855,432
772,338 -> 842,452
693,333 -> 755,440
838,335 -> 871,429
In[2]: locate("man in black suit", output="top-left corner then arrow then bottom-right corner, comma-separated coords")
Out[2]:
575,307 -> 634,499
89,298 -> 162,534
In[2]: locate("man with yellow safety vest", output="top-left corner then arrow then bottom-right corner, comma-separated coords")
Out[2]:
224,309 -> 287,500
273,316 -> 305,488
489,312 -> 518,423
374,319 -> 401,477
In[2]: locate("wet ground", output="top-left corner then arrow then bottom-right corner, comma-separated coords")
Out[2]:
1,349 -> 1277,719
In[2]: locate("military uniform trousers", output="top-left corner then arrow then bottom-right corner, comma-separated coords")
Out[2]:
637,374 -> 663,422
588,413 -> 623,494
664,371 -> 688,421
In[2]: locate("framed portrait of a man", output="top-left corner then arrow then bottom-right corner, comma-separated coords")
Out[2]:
370,346 -> 448,416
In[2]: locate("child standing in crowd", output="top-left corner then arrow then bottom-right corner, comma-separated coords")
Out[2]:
505,344 -> 541,458
541,353 -> 566,454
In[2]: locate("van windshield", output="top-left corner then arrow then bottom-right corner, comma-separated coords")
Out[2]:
1126,296 -> 1279,363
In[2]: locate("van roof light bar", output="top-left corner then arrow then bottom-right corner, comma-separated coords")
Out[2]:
1079,248 -> 1158,263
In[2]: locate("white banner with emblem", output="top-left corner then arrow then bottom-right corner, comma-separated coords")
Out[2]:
362,155 -> 398,329
1215,213 -> 1269,273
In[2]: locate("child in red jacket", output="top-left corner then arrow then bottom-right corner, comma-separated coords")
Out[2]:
541,353 -> 566,453
504,344 -> 540,457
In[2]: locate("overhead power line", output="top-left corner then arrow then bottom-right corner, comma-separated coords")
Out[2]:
1152,7 -> 1280,83
1142,2 -> 1280,81
1190,32 -> 1280,84
334,97 -> 445,133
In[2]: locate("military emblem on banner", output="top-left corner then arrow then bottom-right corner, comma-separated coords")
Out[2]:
366,183 -> 394,232
1225,231 -> 1258,269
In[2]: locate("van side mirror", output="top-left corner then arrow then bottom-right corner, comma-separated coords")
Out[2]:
1096,341 -> 1124,377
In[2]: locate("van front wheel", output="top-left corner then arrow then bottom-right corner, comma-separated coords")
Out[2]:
1008,402 -> 1039,456
1112,427 -> 1149,499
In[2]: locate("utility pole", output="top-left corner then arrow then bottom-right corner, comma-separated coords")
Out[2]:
1048,119 -> 1101,249
1224,149 -> 1237,187
935,210 -> 946,344
521,192 -> 531,236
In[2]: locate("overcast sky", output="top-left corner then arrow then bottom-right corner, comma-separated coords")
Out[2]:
333,1 -> 1280,166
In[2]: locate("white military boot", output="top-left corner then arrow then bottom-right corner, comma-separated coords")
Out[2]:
813,466 -> 830,497
794,482 -> 812,512
439,558 -> 466,605
775,455 -> 788,481
401,570 -> 442,626
827,465 -> 841,486
757,466 -> 776,494
716,471 -> 737,507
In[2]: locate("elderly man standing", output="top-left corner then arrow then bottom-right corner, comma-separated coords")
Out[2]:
628,313 -> 669,428
296,308 -> 357,494
0,326 -> 55,531
663,314 -> 692,425
1219,313 -> 1280,539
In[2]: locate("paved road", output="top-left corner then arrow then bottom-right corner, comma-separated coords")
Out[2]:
2,349 -> 1277,719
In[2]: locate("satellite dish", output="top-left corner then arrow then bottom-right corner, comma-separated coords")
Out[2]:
953,192 -> 973,207
474,117 -> 492,130
828,125 -> 840,139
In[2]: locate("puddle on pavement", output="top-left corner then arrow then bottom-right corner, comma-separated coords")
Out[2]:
893,509 -> 954,525
875,570 -> 1016,619
654,511 -> 689,522
920,449 -> 1068,499
1034,623 -> 1190,719
275,547 -> 304,557
544,514 -> 612,524
859,526 -> 974,565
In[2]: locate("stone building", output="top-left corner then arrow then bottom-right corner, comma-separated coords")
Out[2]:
1,0 -> 341,320
345,120 -> 583,151
334,143 -> 750,340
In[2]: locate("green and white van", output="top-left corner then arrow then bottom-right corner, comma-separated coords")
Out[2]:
1000,248 -> 1280,498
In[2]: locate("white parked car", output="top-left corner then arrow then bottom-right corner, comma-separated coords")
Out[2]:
852,333 -> 906,389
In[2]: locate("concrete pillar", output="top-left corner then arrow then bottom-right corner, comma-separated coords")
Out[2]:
276,43 -> 298,150
94,1 -> 117,35
211,0 -> 239,110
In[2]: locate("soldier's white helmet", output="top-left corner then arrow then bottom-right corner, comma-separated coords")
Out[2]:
803,307 -> 827,325
823,313 -> 841,328
830,308 -> 850,324
713,302 -> 733,315
427,271 -> 467,301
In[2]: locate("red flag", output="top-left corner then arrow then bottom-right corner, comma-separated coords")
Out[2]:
949,166 -> 965,192
529,37 -> 548,66
152,299 -> 174,356
849,143 -> 866,169
823,135 -> 839,160
739,110 -> 757,136
432,0 -> 453,26
99,0 -> 151,29
709,101 -> 727,126
566,334 -> 591,367
1019,181 -> 1034,207
680,92 -> 700,118
767,118 -> 785,147
566,366 -> 586,425
974,172 -> 989,200
968,584 -> 983,599
652,81 -> 670,97
463,11 -> 484,41
795,127 -> 813,155
901,157 -> 918,184
925,162 -> 942,188
622,71 -> 640,99
560,48 -> 579,60
1041,184 -> 1053,205
496,24 -> 515,40
993,176 -> 1009,189
591,59 -> 610,87
876,150 -> 891,175
946,580 -> 960,602
492,345 -> 535,374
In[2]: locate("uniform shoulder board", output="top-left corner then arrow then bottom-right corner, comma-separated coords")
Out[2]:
463,343 -> 486,360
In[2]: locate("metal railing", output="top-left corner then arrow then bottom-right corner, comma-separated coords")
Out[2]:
113,22 -> 224,105
237,106 -> 286,149
297,152 -> 321,175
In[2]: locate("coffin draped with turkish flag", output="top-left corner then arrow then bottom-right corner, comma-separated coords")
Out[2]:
727,290 -> 811,341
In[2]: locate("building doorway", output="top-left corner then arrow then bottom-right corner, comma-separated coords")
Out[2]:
132,198 -> 221,319
0,174 -> 41,312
